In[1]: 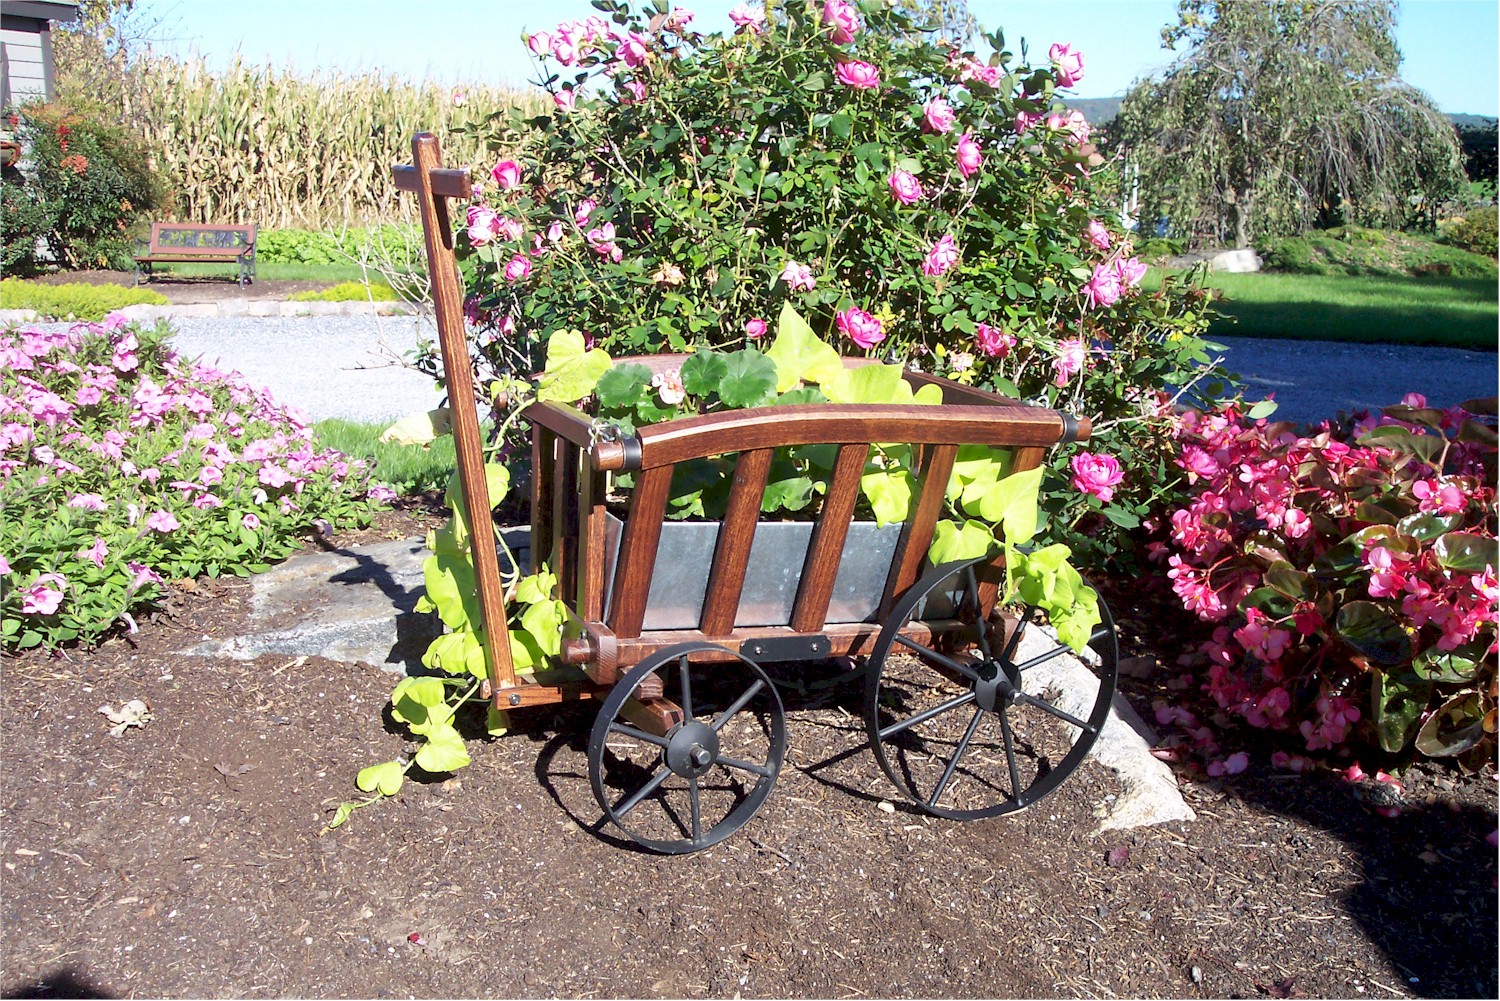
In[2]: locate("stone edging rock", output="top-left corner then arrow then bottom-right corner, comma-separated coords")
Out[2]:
0,298 -> 422,325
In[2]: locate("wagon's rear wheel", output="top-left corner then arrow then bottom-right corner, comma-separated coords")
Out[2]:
588,642 -> 786,854
865,555 -> 1117,820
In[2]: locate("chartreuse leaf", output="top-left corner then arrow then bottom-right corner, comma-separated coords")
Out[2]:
356,760 -> 406,796
976,465 -> 1043,544
441,464 -> 510,553
537,329 -> 611,403
949,444 -> 1012,511
929,519 -> 995,564
861,467 -> 916,526
379,408 -> 450,446
391,676 -> 452,735
764,303 -> 845,391
486,707 -> 511,738
514,569 -> 558,604
414,724 -> 471,773
912,383 -> 944,406
717,349 -> 780,408
1245,399 -> 1277,420
822,363 -> 910,405
520,599 -> 565,658
423,552 -> 479,631
680,349 -> 729,397
421,631 -> 476,675
1010,543 -> 1101,652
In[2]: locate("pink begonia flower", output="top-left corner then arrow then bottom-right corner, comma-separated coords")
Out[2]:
1412,478 -> 1465,515
1113,256 -> 1148,289
652,369 -> 686,406
923,97 -> 956,134
728,4 -> 765,32
67,492 -> 106,510
1086,220 -> 1111,250
922,235 -> 958,277
554,88 -> 577,112
834,60 -> 880,90
822,0 -> 861,43
490,159 -> 522,190
146,510 -> 180,533
1049,42 -> 1084,88
955,133 -> 983,178
780,260 -> 816,291
20,574 -> 66,615
1082,264 -> 1121,309
1400,391 -> 1427,408
242,513 -> 262,531
974,323 -> 1015,358
1070,452 -> 1124,503
504,253 -> 533,283
466,206 -> 501,246
888,169 -> 924,205
1053,338 -> 1088,385
618,31 -> 650,68
744,318 -> 767,339
836,307 -> 885,349
574,198 -> 596,226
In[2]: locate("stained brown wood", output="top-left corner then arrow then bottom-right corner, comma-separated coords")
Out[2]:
601,619 -> 978,669
532,429 -> 557,572
1010,445 -> 1047,475
403,133 -> 518,696
790,443 -> 869,632
392,164 -> 473,199
553,441 -> 579,599
620,696 -> 686,737
881,443 -> 958,616
580,469 -> 608,621
699,449 -> 774,636
607,465 -> 674,638
492,667 -> 606,708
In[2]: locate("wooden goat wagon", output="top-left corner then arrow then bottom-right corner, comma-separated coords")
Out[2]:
395,134 -> 1119,854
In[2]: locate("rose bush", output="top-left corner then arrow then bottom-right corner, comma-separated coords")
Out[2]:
0,317 -> 393,650
1147,395 -> 1498,769
417,0 -> 1228,567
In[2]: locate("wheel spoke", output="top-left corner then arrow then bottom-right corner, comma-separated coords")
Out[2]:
1000,607 -> 1035,662
608,722 -> 671,748
894,634 -> 981,682
1014,692 -> 1098,733
997,706 -> 1024,806
1090,625 -> 1111,645
1017,643 -> 1071,672
927,705 -> 986,808
689,775 -> 702,843
679,655 -> 693,718
877,690 -> 977,741
965,566 -> 993,661
711,679 -> 766,731
613,765 -> 672,819
718,754 -> 774,778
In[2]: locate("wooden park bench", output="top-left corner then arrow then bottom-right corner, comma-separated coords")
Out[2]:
133,222 -> 257,287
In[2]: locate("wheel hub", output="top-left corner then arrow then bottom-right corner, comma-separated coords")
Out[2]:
663,720 -> 720,778
974,659 -> 1024,713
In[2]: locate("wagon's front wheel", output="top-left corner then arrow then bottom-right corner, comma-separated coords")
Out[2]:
588,642 -> 786,854
865,555 -> 1118,820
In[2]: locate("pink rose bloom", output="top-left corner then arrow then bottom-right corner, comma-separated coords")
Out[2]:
1053,337 -> 1088,385
546,220 -> 565,244
623,79 -> 648,104
575,198 -> 596,225
1014,109 -> 1042,135
834,60 -> 880,90
466,205 -> 501,246
923,97 -> 955,134
527,32 -> 552,57
1086,220 -> 1111,250
618,31 -> 650,68
67,492 -> 106,510
921,235 -> 958,277
493,216 -> 521,243
728,4 -> 765,32
1070,452 -> 1124,503
21,574 -> 66,615
504,253 -> 533,283
554,88 -> 576,112
955,133 -> 982,178
665,7 -> 693,32
1113,256 -> 1148,289
490,159 -> 522,190
1049,42 -> 1084,88
974,323 -> 1015,358
822,0 -> 861,44
888,169 -> 924,205
1046,110 -> 1091,144
836,307 -> 885,349
744,318 -> 767,339
1082,264 -> 1121,309
146,510 -> 181,533
780,260 -> 816,291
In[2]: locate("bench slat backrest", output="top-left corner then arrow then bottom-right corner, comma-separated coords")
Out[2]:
149,223 -> 256,256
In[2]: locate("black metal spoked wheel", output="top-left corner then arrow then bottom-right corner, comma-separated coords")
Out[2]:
588,642 -> 787,854
865,555 -> 1118,820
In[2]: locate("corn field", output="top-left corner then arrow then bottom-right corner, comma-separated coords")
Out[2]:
119,56 -> 540,229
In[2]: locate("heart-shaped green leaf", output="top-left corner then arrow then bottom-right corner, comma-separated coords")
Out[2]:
537,329 -> 611,403
356,760 -> 406,796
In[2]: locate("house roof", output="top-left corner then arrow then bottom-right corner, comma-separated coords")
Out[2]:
4,1 -> 81,24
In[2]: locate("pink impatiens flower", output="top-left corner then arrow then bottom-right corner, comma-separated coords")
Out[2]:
974,323 -> 1015,358
822,0 -> 861,44
835,307 -> 885,349
1070,452 -> 1125,503
921,235 -> 958,277
1049,42 -> 1085,88
923,97 -> 956,134
146,510 -> 180,533
888,169 -> 924,205
834,60 -> 880,90
955,133 -> 982,178
490,159 -> 522,190
21,575 -> 66,615
780,260 -> 817,291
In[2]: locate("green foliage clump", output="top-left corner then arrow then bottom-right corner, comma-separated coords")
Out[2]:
0,278 -> 168,320
289,281 -> 402,303
313,419 -> 455,495
1439,207 -> 1498,259
1257,228 -> 1497,280
2,101 -> 166,272
257,226 -> 421,265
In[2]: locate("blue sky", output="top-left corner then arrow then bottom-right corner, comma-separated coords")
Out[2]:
149,0 -> 1499,115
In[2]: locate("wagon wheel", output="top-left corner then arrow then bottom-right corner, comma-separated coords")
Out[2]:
588,642 -> 787,854
864,555 -> 1117,820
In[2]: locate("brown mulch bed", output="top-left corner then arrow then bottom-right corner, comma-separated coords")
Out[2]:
30,269 -> 337,304
1,505 -> 1495,999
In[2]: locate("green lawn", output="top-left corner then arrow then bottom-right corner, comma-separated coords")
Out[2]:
313,419 -> 455,496
1150,269 -> 1498,351
142,261 -> 369,283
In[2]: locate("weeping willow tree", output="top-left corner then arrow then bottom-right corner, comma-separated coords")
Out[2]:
1115,0 -> 1465,247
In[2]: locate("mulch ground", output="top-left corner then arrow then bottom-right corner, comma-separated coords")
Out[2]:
2,512 -> 1496,1000
31,270 -> 338,304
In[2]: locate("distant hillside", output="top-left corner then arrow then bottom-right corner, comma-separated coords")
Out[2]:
1068,97 -> 1495,132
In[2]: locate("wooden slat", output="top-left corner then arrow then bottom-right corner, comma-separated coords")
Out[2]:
392,164 -> 474,199
405,133 -> 516,695
579,469 -> 609,622
790,443 -> 868,632
531,429 -> 557,572
553,440 -> 579,600
605,619 -> 973,669
881,443 -> 958,616
1009,445 -> 1046,476
620,696 -> 686,737
699,449 -> 774,636
607,465 -> 675,638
